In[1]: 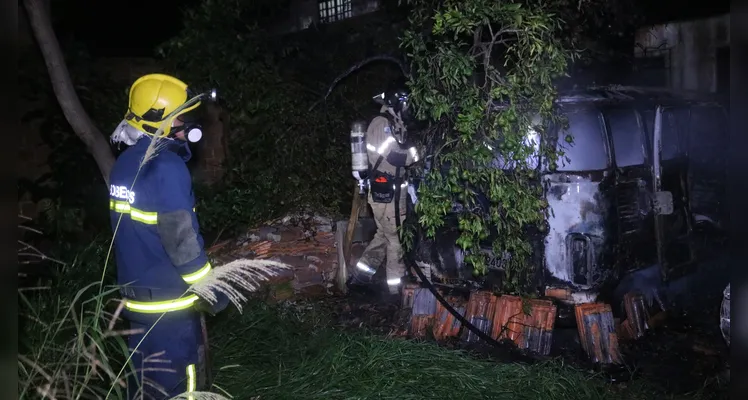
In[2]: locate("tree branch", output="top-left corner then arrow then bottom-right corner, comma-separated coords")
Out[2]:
308,55 -> 410,112
23,0 -> 115,185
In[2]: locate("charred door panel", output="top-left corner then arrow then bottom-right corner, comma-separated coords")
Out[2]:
659,160 -> 694,276
651,106 -> 695,281
687,106 -> 728,226
601,107 -> 657,273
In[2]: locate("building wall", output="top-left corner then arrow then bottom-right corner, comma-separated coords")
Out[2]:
273,0 -> 381,34
633,14 -> 730,93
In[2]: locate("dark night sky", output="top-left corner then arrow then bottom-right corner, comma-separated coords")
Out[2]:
52,0 -> 730,57
638,0 -> 730,24
52,0 -> 202,57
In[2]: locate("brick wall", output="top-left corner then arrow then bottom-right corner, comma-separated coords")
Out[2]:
207,214 -> 339,299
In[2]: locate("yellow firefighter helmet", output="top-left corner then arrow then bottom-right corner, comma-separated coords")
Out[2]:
124,73 -> 201,137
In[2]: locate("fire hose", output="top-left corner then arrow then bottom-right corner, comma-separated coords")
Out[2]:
347,116 -> 506,348
402,251 -> 506,348
391,189 -> 630,376
394,190 -> 506,348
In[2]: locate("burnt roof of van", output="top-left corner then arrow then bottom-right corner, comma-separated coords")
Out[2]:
555,85 -> 721,105
487,86 -> 723,110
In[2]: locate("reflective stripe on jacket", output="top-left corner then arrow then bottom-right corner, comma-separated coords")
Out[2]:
365,115 -> 418,176
109,137 -> 211,313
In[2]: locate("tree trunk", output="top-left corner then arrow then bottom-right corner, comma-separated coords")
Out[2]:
22,0 -> 115,185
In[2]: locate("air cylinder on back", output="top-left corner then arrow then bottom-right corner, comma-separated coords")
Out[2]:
351,121 -> 369,178
350,121 -> 370,195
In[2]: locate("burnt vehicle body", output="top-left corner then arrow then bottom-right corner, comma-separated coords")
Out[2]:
410,87 -> 728,308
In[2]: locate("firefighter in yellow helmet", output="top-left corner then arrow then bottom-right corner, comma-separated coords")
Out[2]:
109,74 -> 224,399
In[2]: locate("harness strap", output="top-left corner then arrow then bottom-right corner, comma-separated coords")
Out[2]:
371,154 -> 384,175
394,166 -> 402,229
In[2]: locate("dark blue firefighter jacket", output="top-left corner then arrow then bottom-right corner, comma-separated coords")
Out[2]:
109,137 -> 212,315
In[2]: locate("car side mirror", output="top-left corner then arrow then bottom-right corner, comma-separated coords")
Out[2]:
653,191 -> 673,215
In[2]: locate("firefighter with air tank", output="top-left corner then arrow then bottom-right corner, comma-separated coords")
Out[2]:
348,79 -> 421,303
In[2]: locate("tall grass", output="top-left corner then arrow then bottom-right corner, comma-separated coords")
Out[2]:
19,212 -> 701,400
206,301 -> 694,400
19,202 -> 291,399
19,284 -> 133,399
18,217 -> 135,399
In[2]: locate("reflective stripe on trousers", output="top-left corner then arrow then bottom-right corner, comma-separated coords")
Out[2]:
126,315 -> 201,399
356,261 -> 403,287
356,261 -> 376,275
122,260 -> 212,314
357,193 -> 407,295
187,364 -> 196,399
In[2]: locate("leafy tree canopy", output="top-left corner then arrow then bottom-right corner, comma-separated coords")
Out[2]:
402,0 -> 633,292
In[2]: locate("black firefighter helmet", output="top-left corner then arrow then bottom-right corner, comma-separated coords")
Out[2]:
373,78 -> 414,126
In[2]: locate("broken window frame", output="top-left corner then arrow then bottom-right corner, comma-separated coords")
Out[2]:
489,114 -> 545,172
552,105 -> 612,172
318,0 -> 353,24
601,106 -> 648,168
640,107 -> 688,162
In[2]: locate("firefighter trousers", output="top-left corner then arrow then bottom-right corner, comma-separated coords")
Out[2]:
356,193 -> 407,295
125,311 -> 204,399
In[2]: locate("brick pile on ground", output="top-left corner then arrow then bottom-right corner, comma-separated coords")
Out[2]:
206,212 -> 341,301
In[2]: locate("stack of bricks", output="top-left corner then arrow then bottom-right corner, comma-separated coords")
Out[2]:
207,217 -> 338,302
403,287 -> 558,356
575,303 -> 623,364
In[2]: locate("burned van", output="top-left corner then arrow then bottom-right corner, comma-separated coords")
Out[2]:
411,86 -> 728,306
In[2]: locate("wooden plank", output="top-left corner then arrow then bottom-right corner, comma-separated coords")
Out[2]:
200,314 -> 212,389
343,185 -> 365,268
335,221 -> 348,293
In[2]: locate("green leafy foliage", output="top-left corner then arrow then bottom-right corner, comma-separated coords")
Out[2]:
157,0 -> 372,235
402,0 -> 574,292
